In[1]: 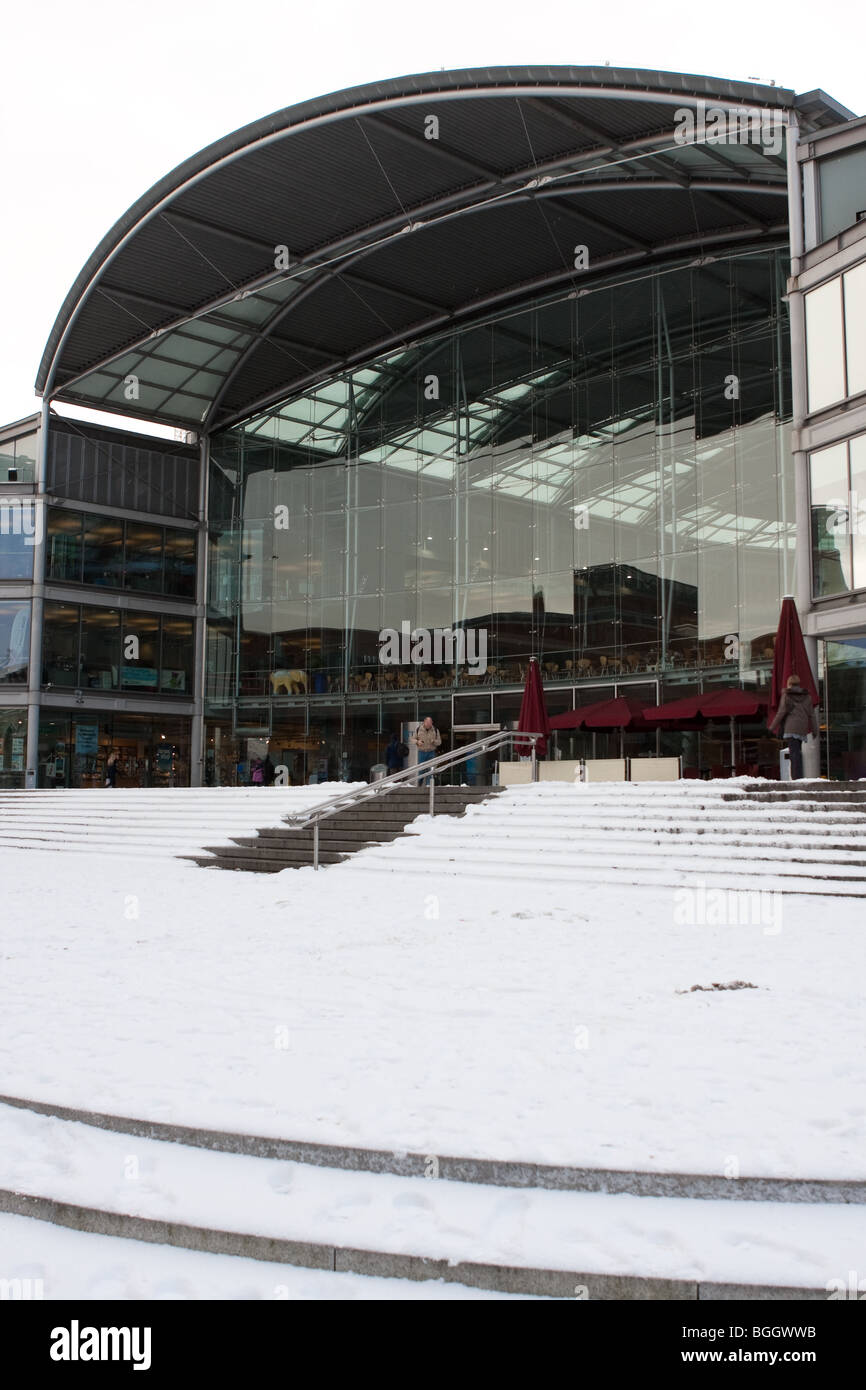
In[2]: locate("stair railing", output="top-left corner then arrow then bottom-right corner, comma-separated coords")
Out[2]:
284,730 -> 544,869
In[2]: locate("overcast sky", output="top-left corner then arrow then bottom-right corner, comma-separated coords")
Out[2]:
2,0 -> 862,431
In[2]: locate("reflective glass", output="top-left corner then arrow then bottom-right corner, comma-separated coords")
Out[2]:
208,249 -> 794,754
805,279 -> 845,412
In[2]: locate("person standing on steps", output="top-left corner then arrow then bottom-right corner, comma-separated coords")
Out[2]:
385,731 -> 408,777
104,750 -> 119,788
412,716 -> 441,786
768,673 -> 819,780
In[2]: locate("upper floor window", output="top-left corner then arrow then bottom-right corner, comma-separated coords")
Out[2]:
818,145 -> 866,243
805,262 -> 866,413
0,433 -> 38,484
46,509 -> 196,597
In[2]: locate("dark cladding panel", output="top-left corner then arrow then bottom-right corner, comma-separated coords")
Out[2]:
48,424 -> 199,520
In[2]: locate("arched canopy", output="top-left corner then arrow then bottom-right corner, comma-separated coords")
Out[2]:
36,66 -> 853,433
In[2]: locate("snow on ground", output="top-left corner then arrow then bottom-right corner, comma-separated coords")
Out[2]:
0,784 -> 864,1180
0,1214 -> 539,1300
1,1104 -> 862,1289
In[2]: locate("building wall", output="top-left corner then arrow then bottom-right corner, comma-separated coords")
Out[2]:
0,415 -> 202,788
205,250 -> 795,783
797,117 -> 866,777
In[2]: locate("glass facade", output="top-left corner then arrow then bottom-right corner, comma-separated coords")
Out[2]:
46,508 -> 196,596
206,250 -> 794,781
810,432 -> 866,597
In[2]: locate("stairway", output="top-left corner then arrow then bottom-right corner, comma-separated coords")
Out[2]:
190,786 -> 503,872
346,780 -> 866,897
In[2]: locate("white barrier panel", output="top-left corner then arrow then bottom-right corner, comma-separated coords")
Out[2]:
539,760 -> 581,782
629,757 -> 682,783
582,759 -> 628,783
497,762 -> 533,785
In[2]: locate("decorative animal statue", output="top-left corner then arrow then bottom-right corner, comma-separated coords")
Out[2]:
270,669 -> 307,694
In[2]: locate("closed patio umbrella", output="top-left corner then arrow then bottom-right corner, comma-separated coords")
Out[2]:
516,657 -> 550,758
769,597 -> 820,728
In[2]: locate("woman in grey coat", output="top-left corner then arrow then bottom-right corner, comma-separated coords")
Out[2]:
769,674 -> 819,780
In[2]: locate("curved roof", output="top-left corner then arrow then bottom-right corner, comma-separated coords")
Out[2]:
36,65 -> 853,433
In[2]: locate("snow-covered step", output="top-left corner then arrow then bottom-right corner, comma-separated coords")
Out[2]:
1,1103 -> 859,1297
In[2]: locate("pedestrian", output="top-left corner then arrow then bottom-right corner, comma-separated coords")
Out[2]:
768,673 -> 818,780
262,754 -> 276,786
104,750 -> 119,788
412,716 -> 441,785
251,757 -> 264,786
385,731 -> 408,777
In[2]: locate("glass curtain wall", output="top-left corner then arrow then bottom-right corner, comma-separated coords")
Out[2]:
207,249 -> 794,781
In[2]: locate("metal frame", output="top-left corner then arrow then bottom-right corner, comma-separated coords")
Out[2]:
283,729 -> 542,869
37,69 -> 815,434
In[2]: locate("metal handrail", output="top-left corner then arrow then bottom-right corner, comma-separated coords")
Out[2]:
284,729 -> 544,869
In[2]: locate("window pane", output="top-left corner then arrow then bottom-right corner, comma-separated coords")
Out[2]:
43,601 -> 79,687
843,262 -> 866,399
851,434 -> 866,591
122,611 -> 160,689
0,600 -> 30,685
0,503 -> 34,579
810,442 -> 851,595
82,514 -> 123,587
81,606 -> 120,690
819,146 -> 866,241
125,521 -> 164,593
46,508 -> 83,582
0,434 -> 37,484
161,617 -> 193,692
805,279 -> 846,412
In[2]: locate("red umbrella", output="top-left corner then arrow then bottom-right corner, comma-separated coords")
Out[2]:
516,657 -> 550,757
644,687 -> 769,770
549,697 -> 650,731
643,689 -> 769,723
769,597 -> 819,727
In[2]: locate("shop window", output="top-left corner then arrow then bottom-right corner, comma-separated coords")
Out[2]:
161,617 -> 193,693
121,611 -> 160,690
81,606 -> 120,690
42,601 -> 80,687
0,707 -> 27,786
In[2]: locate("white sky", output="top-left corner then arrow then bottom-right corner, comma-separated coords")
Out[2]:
1,0 -> 863,431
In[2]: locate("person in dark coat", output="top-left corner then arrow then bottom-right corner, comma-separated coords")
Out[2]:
769,673 -> 819,780
262,754 -> 276,786
385,732 -> 406,776
104,750 -> 119,788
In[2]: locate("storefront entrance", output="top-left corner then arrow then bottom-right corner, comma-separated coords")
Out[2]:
38,712 -> 191,788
